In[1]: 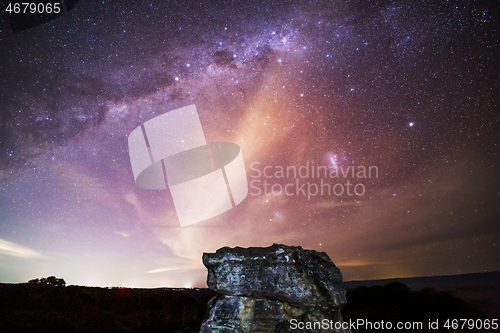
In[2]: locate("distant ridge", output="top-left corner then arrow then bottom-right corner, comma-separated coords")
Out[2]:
344,271 -> 500,290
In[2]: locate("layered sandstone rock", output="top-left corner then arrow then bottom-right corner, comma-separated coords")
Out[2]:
200,244 -> 351,333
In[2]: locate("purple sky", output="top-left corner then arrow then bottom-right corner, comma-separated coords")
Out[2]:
0,0 -> 498,287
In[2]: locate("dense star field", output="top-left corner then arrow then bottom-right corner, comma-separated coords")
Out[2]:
0,0 -> 498,287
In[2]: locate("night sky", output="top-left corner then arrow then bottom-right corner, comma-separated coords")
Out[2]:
0,0 -> 498,288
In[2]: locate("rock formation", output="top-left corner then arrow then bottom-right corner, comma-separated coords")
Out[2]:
199,244 -> 351,332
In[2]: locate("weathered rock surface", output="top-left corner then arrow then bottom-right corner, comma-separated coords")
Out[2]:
200,244 -> 351,333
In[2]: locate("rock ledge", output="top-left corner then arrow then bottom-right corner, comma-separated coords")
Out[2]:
200,244 -> 351,333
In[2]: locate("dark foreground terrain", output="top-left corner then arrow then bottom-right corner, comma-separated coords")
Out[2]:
0,272 -> 498,333
344,271 -> 500,320
0,284 -> 216,333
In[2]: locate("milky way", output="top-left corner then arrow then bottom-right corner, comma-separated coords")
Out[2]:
0,0 -> 498,287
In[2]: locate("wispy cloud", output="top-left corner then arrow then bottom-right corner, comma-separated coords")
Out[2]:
0,238 -> 40,258
146,266 -> 200,274
114,231 -> 130,238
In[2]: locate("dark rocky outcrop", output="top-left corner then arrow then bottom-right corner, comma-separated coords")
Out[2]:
200,244 -> 351,332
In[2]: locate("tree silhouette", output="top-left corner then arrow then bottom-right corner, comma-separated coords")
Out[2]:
28,276 -> 66,287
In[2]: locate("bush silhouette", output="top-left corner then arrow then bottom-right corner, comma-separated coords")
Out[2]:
28,276 -> 66,287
